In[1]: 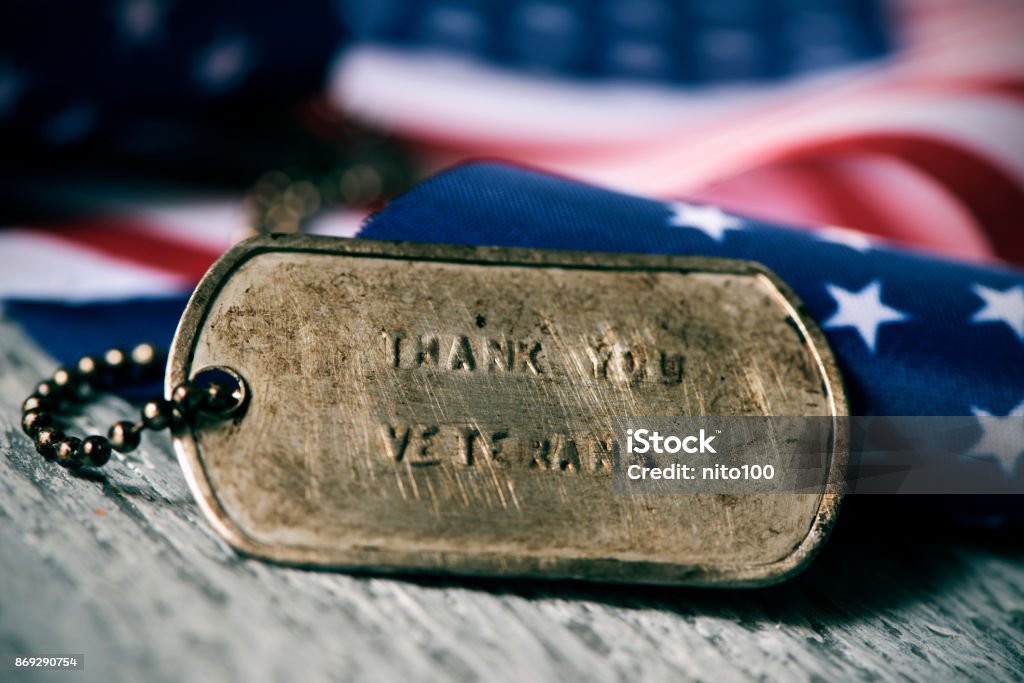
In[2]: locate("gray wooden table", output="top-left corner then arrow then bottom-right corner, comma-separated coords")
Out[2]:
1,319 -> 1022,683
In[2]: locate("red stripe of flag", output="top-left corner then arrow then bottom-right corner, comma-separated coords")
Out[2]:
771,133 -> 1024,265
29,219 -> 223,281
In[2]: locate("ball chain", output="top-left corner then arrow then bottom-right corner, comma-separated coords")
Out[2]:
20,343 -> 238,471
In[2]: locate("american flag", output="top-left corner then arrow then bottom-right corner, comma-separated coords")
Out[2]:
1,1 -> 1022,517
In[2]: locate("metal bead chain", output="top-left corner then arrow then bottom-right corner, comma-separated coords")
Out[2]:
20,343 -> 235,470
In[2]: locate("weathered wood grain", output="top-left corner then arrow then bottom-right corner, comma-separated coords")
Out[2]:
1,319 -> 1022,683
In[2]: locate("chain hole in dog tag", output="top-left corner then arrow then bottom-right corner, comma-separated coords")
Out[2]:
190,366 -> 249,420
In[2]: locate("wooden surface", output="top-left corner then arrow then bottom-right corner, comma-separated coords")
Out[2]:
1,318 -> 1022,683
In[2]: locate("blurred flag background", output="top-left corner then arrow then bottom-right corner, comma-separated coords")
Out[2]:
1,0 -> 1023,293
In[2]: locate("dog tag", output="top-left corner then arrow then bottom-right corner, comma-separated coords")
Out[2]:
169,235 -> 848,586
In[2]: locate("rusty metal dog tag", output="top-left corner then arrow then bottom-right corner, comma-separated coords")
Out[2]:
169,235 -> 848,586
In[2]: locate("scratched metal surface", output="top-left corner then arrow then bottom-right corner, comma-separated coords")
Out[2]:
170,237 -> 846,584
2,320 -> 1024,682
